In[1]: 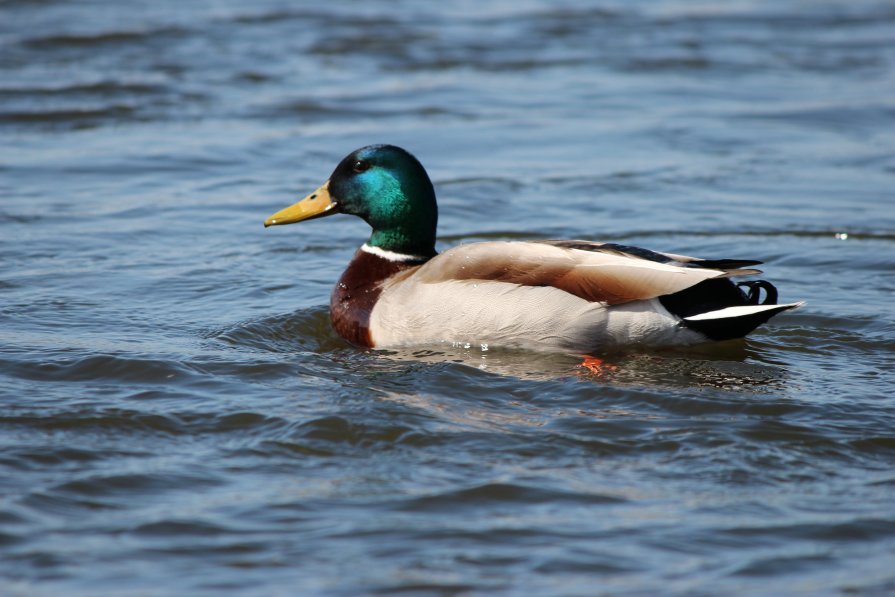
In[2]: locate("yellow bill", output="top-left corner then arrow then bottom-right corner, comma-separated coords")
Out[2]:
264,181 -> 338,227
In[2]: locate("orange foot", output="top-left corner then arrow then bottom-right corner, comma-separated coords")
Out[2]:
577,355 -> 619,376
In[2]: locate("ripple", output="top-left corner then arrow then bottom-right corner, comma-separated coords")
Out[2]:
397,482 -> 624,513
850,436 -> 895,453
624,56 -> 713,72
230,9 -> 324,25
258,98 -> 466,122
22,26 -> 191,49
43,471 -> 225,510
0,447 -> 107,470
211,306 -> 343,354
733,552 -> 834,577
308,30 -> 430,59
0,105 -> 137,126
723,517 -> 895,544
0,530 -> 25,548
3,352 -> 198,383
132,519 -> 231,537
22,490 -> 124,517
737,103 -> 895,137
0,81 -> 167,98
602,352 -> 792,395
289,415 -> 418,449
0,410 -> 185,434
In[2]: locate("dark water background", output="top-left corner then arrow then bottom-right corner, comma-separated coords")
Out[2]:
2,1 -> 895,594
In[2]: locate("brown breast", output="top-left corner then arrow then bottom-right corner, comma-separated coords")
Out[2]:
330,248 -> 424,347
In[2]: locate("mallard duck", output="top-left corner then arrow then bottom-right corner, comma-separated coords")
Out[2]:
264,144 -> 801,352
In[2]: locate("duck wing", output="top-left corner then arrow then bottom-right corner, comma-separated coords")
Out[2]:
537,239 -> 764,276
411,240 -> 755,305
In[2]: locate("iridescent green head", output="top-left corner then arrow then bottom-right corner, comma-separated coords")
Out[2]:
265,145 -> 438,257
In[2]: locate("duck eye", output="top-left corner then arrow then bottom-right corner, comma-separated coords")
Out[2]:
352,160 -> 370,173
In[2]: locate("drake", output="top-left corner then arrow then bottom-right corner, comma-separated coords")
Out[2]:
264,144 -> 801,352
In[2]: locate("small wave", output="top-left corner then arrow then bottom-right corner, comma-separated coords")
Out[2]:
232,71 -> 273,84
609,229 -> 895,243
851,436 -> 895,453
4,352 -> 197,384
397,482 -> 624,513
0,81 -> 166,98
211,306 -> 343,354
22,26 -> 190,49
132,519 -> 231,537
22,490 -> 122,518
294,415 -> 416,447
396,56 -> 589,73
609,352 -> 791,395
723,517 -> 895,545
257,99 -> 465,122
736,103 -> 895,137
56,472 -> 222,497
623,57 -> 712,72
256,416 -> 423,459
230,9 -> 323,25
0,105 -> 137,127
0,411 -> 183,435
1,446 -> 107,470
1,407 -> 295,438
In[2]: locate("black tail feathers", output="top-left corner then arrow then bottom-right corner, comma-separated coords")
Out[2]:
736,280 -> 778,305
659,278 -> 790,341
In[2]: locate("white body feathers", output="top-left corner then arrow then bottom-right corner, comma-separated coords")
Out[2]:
362,242 -> 800,352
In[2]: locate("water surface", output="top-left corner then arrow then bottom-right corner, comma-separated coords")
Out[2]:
2,1 -> 895,595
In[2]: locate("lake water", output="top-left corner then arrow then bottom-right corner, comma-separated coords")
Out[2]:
2,1 -> 894,594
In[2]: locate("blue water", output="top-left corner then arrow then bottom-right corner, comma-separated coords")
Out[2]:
2,1 -> 895,595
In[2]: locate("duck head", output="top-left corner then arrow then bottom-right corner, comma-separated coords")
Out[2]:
265,144 -> 438,258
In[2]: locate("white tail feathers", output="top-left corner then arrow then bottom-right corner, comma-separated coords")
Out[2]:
684,301 -> 804,322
